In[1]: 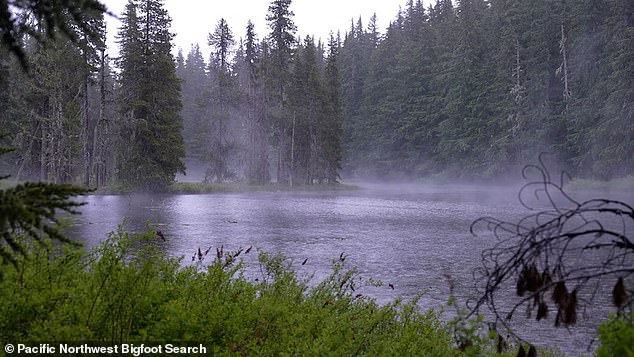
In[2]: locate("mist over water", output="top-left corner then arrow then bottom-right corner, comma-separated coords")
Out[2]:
69,183 -> 633,356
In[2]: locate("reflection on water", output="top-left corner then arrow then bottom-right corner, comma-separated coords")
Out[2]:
68,183 -> 632,356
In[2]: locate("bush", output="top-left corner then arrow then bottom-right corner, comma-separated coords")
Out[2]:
597,312 -> 634,357
0,227 -> 499,356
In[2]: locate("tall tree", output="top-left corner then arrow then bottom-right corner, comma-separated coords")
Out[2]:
321,34 -> 343,183
116,0 -> 185,190
265,0 -> 296,184
340,16 -> 373,174
204,18 -> 238,182
179,44 -> 207,159
239,20 -> 270,184
288,36 -> 322,185
590,0 -> 634,177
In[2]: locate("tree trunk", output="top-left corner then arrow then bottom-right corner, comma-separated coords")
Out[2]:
559,23 -> 571,104
82,51 -> 91,186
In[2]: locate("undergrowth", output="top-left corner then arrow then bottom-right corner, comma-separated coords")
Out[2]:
0,227 -> 516,356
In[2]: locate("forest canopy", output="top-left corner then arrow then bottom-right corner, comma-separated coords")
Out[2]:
1,0 -> 633,190
340,0 -> 634,180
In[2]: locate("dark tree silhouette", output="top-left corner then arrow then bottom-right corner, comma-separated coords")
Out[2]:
469,155 -> 633,336
1,0 -> 107,68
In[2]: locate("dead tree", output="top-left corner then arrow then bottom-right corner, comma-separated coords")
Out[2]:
469,155 -> 633,337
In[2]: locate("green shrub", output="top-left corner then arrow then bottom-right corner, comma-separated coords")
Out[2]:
597,312 -> 634,357
0,227 -> 507,356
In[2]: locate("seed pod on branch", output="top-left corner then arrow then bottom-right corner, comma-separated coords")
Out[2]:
612,277 -> 628,309
536,301 -> 548,321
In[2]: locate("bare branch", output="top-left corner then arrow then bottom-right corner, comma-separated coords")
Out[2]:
469,157 -> 633,340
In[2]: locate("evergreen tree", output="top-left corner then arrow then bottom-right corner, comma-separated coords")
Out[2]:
0,0 -> 105,272
288,36 -> 322,185
321,34 -> 343,183
175,48 -> 185,79
436,0 -> 494,173
204,18 -> 239,182
239,21 -> 270,184
0,5 -> 106,184
265,0 -> 297,184
340,16 -> 373,174
0,0 -> 106,69
338,0 -> 633,179
180,44 -> 207,160
564,0 -> 609,174
590,0 -> 634,177
116,0 -> 185,190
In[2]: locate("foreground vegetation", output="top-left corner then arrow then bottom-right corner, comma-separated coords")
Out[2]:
0,228 -> 516,356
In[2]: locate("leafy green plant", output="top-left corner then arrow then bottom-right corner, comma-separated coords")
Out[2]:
597,312 -> 634,357
0,226 -> 508,356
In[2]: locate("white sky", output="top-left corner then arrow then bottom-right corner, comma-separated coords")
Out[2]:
101,0 -> 416,60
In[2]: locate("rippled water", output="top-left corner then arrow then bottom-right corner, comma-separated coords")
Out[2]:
69,183 -> 632,356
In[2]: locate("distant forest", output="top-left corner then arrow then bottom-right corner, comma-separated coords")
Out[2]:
341,0 -> 633,179
1,0 -> 632,190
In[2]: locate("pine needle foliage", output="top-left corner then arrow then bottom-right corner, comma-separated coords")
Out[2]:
0,148 -> 88,270
1,0 -> 108,69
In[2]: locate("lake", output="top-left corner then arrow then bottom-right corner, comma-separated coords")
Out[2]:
69,183 -> 632,356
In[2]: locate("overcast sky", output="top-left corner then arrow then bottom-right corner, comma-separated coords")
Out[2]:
101,0 -> 416,60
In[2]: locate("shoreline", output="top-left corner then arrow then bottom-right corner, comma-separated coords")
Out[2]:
91,182 -> 360,195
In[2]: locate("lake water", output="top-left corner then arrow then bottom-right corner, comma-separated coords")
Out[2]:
69,183 -> 632,356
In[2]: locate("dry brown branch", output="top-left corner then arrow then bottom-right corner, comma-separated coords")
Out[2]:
468,154 -> 633,338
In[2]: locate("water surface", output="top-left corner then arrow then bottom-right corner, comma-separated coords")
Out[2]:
70,183 -> 632,356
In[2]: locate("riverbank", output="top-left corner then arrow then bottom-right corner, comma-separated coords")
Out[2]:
567,175 -> 634,191
93,182 -> 360,195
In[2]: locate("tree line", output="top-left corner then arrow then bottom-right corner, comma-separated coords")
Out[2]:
1,0 -> 632,189
0,0 -> 343,190
177,1 -> 343,185
341,0 -> 633,179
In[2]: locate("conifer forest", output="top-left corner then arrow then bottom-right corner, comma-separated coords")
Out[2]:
1,1 -> 633,356
1,0 -> 633,189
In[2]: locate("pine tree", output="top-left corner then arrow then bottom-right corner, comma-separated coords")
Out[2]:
335,0 -> 632,179
175,48 -> 185,78
180,44 -> 207,160
0,0 -> 105,272
265,0 -> 297,184
565,0 -> 609,174
116,0 -> 185,190
0,0 -> 106,69
340,16 -> 373,174
321,34 -> 343,183
90,48 -> 116,188
288,36 -> 322,185
240,21 -> 270,184
204,18 -> 238,182
436,0 -> 495,173
590,0 -> 634,177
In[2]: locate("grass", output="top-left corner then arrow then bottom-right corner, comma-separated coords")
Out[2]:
0,228 -> 525,356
